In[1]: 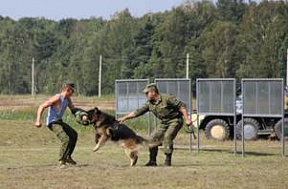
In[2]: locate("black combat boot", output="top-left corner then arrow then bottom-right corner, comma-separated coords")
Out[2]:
164,153 -> 172,166
66,156 -> 77,165
145,147 -> 158,166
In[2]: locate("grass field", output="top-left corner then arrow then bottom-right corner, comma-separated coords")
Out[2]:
1,95 -> 288,189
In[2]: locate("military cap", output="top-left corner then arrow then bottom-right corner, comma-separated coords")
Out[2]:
143,83 -> 158,93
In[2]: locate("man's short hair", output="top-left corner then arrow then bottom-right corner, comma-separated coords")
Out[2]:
62,83 -> 75,92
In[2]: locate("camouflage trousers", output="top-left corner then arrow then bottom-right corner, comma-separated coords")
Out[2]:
48,120 -> 78,161
151,118 -> 183,154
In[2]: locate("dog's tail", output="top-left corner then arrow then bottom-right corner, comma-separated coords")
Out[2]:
136,135 -> 161,148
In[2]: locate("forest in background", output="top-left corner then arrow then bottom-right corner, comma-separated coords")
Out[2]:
0,0 -> 287,95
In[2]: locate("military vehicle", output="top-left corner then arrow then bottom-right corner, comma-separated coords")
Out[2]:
198,95 -> 288,140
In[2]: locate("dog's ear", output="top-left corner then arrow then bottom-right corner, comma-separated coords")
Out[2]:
94,107 -> 100,114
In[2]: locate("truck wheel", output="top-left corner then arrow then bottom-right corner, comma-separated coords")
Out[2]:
237,118 -> 259,140
205,119 -> 230,140
274,118 -> 288,140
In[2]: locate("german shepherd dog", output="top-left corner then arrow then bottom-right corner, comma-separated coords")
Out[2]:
86,107 -> 150,166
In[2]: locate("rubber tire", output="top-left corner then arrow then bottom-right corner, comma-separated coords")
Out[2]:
205,119 -> 230,141
274,118 -> 288,140
237,118 -> 260,141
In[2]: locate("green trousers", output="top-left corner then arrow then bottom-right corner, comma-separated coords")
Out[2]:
151,118 -> 183,154
48,120 -> 78,161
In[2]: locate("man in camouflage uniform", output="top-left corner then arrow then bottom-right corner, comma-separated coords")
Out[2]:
118,83 -> 192,166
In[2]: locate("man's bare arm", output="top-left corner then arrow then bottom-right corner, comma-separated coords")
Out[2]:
179,107 -> 192,126
35,95 -> 59,127
117,112 -> 137,124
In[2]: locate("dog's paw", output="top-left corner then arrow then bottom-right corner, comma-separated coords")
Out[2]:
130,156 -> 138,167
92,146 -> 99,152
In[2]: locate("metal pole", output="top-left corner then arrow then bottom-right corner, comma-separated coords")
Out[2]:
282,79 -> 285,157
196,80 -> 200,153
197,114 -> 200,153
242,80 -> 245,158
284,49 -> 287,156
189,79 -> 192,152
98,55 -> 102,97
31,58 -> 35,96
233,79 -> 237,156
115,80 -> 118,120
282,115 -> 285,157
286,49 -> 288,86
186,53 -> 189,79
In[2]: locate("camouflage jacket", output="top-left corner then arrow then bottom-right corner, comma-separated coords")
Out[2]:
133,94 -> 186,123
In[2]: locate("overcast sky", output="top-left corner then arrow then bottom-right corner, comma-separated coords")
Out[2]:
0,0 -> 188,21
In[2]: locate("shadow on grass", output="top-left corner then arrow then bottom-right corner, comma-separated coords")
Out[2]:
4,163 -> 91,170
202,148 -> 279,157
175,147 -> 279,157
238,151 -> 280,157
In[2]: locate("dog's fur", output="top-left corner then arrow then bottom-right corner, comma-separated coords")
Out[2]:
86,107 -> 149,166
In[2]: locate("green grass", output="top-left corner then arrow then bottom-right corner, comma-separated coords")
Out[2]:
1,117 -> 288,189
1,96 -> 288,188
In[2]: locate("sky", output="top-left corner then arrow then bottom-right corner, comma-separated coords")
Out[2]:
0,0 -> 187,21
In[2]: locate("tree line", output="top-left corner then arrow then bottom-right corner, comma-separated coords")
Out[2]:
0,0 -> 287,95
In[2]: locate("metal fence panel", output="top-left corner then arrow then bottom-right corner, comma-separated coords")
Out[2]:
115,79 -> 149,115
196,78 -> 236,154
242,79 -> 283,117
241,78 -> 285,157
155,78 -> 191,114
197,79 -> 236,115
